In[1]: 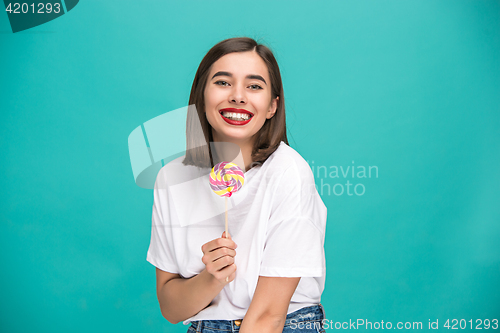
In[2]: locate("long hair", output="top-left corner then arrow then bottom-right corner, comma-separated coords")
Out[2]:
182,37 -> 288,169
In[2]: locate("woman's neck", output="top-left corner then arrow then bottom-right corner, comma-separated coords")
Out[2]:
211,136 -> 254,172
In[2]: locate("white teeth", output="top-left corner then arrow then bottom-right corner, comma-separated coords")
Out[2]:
221,112 -> 250,120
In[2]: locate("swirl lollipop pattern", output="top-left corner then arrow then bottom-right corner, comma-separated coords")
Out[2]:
209,162 -> 245,197
209,161 -> 245,283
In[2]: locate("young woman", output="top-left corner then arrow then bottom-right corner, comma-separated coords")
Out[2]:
147,37 -> 327,333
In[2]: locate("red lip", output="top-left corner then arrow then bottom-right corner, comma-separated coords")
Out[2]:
219,108 -> 254,126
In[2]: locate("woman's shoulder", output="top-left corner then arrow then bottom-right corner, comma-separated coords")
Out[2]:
269,142 -> 312,170
265,141 -> 315,184
265,142 -> 325,216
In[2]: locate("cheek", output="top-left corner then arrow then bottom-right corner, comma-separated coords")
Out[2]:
203,89 -> 211,108
255,96 -> 272,113
205,88 -> 225,108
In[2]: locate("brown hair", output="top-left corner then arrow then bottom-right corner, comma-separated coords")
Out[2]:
182,37 -> 288,170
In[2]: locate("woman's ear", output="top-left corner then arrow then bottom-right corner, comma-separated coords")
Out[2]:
267,96 -> 279,119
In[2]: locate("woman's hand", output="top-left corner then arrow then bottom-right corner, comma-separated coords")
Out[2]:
201,231 -> 238,285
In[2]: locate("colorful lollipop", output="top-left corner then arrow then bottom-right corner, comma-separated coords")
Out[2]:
210,162 -> 245,282
209,162 -> 245,197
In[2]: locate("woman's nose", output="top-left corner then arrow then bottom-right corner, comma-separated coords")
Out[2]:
229,85 -> 246,104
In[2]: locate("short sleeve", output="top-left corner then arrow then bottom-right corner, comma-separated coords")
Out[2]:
146,169 -> 180,274
260,164 -> 327,278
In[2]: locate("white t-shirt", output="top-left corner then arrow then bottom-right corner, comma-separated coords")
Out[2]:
147,141 -> 327,325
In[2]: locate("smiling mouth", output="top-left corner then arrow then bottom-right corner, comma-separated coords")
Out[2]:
219,109 -> 254,125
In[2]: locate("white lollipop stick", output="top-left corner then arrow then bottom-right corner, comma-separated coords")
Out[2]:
225,196 -> 229,283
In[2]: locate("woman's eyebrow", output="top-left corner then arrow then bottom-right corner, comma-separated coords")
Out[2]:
211,71 -> 267,85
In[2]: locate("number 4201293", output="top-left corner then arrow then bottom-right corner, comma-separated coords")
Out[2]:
5,3 -> 61,14
444,319 -> 498,330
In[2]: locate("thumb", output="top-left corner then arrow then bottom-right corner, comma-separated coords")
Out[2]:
222,231 -> 231,239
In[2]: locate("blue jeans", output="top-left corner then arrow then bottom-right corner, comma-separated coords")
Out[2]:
187,303 -> 326,333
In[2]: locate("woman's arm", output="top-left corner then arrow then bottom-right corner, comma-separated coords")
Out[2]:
156,267 -> 225,324
156,231 -> 238,324
239,276 -> 301,333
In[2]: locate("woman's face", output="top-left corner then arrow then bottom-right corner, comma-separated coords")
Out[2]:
204,51 -> 279,145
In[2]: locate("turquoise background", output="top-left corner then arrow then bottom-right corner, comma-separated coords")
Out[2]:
1,0 -> 499,332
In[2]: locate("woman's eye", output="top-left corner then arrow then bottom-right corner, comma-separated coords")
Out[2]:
214,81 -> 262,90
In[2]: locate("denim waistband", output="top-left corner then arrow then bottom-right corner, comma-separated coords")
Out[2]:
190,303 -> 325,332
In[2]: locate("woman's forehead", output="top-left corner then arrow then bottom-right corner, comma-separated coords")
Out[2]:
209,52 -> 269,79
